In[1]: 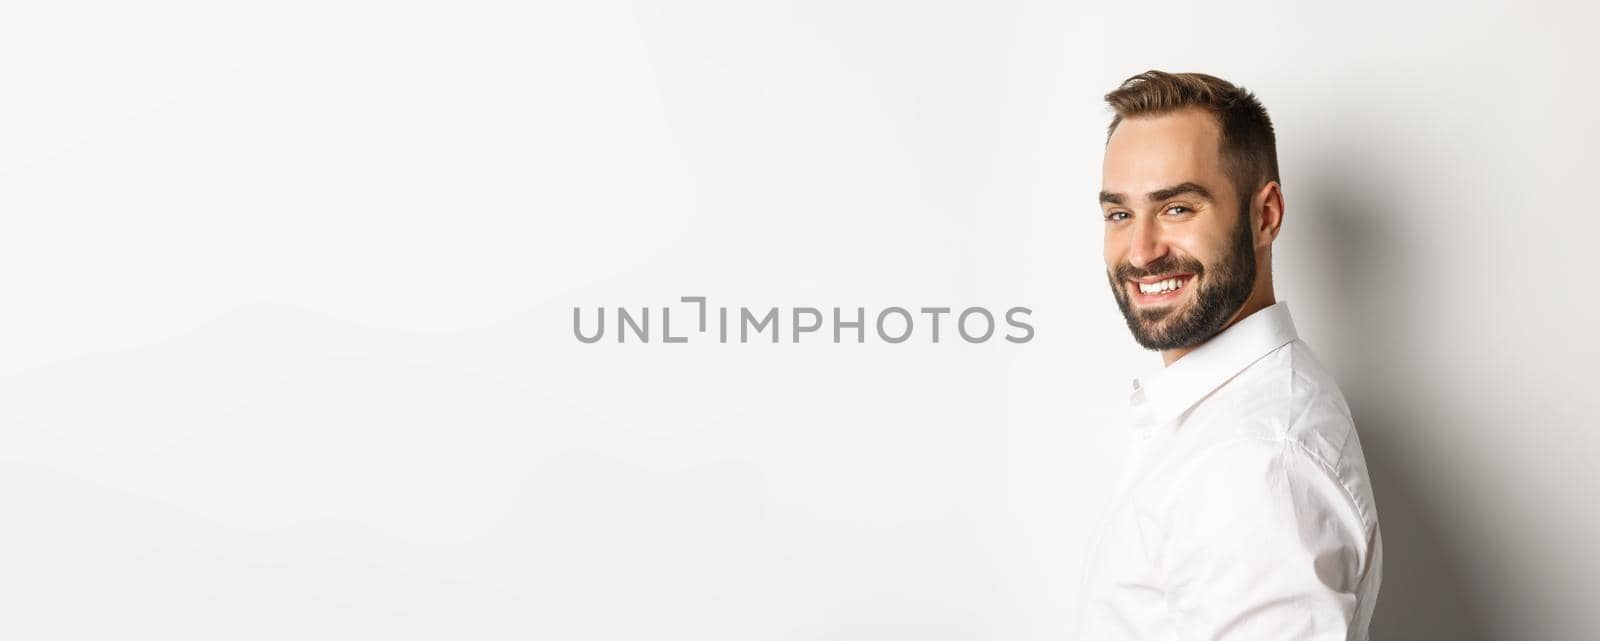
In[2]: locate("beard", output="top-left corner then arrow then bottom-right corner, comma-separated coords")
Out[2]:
1107,199 -> 1258,351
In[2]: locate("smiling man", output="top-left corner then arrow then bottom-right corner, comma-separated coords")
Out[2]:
1072,71 -> 1383,640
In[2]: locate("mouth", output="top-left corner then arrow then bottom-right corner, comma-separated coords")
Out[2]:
1127,273 -> 1195,306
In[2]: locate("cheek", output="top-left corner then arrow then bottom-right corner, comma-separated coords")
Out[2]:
1194,213 -> 1244,253
1168,231 -> 1222,265
1103,230 -> 1124,265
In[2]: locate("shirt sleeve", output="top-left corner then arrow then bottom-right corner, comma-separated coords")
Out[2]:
1154,437 -> 1375,641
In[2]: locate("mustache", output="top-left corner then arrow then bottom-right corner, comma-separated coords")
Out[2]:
1112,255 -> 1205,281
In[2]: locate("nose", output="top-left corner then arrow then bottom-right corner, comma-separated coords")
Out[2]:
1126,217 -> 1169,270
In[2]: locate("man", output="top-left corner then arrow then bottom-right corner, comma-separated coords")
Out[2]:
1073,71 -> 1383,640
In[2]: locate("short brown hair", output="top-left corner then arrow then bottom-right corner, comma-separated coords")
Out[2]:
1105,70 -> 1280,201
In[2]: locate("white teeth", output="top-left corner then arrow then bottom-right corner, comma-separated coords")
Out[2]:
1138,277 -> 1185,294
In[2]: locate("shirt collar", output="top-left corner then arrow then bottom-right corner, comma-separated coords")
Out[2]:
1128,301 -> 1300,429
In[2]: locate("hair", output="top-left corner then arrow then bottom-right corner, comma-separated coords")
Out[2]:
1104,70 -> 1279,202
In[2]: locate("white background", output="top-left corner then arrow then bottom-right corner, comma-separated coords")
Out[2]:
2,1 -> 1597,639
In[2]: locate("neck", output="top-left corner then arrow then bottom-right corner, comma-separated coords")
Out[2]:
1159,284 -> 1277,367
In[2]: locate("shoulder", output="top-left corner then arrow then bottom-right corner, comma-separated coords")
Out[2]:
1152,435 -> 1377,558
1191,339 -> 1357,466
1168,340 -> 1380,529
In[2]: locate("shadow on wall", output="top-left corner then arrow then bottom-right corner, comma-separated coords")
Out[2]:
1297,155 -> 1485,640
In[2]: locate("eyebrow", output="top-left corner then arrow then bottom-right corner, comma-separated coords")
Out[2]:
1147,182 -> 1214,202
1099,181 -> 1215,206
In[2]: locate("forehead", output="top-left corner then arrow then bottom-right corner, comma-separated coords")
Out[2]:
1102,108 -> 1229,200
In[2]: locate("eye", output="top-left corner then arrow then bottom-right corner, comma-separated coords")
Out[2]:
1165,205 -> 1192,216
1104,211 -> 1131,222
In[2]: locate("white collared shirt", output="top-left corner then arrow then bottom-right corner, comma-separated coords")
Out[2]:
1073,301 -> 1382,640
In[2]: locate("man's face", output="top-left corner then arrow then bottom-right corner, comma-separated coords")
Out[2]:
1100,108 -> 1257,351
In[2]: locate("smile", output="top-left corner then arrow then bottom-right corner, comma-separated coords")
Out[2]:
1129,274 -> 1194,303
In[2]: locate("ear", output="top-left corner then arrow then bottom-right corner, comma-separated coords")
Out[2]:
1254,181 -> 1285,249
